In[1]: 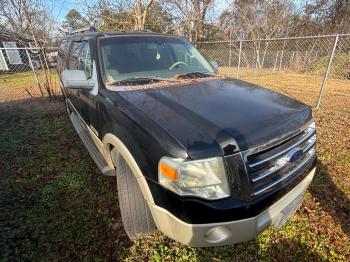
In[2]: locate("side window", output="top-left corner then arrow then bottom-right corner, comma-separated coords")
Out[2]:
59,39 -> 68,54
68,42 -> 82,70
57,39 -> 68,71
78,42 -> 92,79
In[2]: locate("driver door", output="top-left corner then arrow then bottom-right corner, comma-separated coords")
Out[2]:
75,40 -> 94,125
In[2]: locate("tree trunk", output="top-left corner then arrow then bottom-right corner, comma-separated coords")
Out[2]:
134,0 -> 143,30
134,0 -> 155,30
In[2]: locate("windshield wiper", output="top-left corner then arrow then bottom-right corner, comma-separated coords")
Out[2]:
174,71 -> 216,79
108,76 -> 169,86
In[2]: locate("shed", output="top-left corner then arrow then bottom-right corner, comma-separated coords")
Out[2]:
0,27 -> 43,72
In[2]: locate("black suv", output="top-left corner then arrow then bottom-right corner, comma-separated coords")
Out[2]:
57,27 -> 317,247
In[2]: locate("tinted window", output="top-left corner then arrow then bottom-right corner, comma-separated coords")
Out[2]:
57,39 -> 69,72
100,36 -> 214,82
78,42 -> 92,79
59,39 -> 68,54
68,42 -> 82,70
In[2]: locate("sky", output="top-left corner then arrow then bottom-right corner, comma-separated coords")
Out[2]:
51,0 -> 89,22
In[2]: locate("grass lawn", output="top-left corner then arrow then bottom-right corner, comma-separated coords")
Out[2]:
0,72 -> 349,261
0,70 -> 60,103
219,67 -> 350,110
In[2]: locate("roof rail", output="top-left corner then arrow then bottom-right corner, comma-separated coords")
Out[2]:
133,29 -> 153,33
71,26 -> 97,35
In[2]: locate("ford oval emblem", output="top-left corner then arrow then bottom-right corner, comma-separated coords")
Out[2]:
287,148 -> 304,163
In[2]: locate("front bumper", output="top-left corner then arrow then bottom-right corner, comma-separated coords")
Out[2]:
149,167 -> 315,247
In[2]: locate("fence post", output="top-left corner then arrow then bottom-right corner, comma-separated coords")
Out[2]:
25,47 -> 44,97
290,51 -> 295,66
279,39 -> 286,70
316,35 -> 339,108
0,49 -> 9,70
227,27 -> 233,77
273,51 -> 279,72
237,40 -> 242,79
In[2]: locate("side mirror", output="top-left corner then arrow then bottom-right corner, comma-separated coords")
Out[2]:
61,70 -> 95,90
210,61 -> 219,72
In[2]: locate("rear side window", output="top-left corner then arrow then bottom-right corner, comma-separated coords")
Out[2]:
78,42 -> 92,79
66,41 -> 92,79
59,39 -> 68,54
68,42 -> 82,70
57,39 -> 69,72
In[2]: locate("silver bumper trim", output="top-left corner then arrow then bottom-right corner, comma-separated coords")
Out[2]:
149,167 -> 316,247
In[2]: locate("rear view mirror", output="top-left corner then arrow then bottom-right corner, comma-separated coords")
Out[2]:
210,61 -> 219,73
61,70 -> 95,90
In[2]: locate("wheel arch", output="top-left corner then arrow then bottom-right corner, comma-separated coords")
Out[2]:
102,132 -> 155,205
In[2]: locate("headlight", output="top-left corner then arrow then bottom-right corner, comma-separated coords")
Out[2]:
158,156 -> 230,200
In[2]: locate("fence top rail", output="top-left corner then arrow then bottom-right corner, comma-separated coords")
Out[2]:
196,33 -> 350,44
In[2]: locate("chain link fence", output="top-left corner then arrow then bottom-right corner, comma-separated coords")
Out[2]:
0,47 -> 60,102
196,34 -> 350,109
1,35 -> 349,110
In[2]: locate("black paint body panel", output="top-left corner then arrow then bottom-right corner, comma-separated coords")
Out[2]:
119,79 -> 312,159
60,33 -> 314,225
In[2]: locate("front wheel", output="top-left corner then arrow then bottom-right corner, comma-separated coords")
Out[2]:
111,148 -> 156,239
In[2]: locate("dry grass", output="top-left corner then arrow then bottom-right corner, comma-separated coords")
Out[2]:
0,71 -> 349,261
0,70 -> 60,103
219,67 -> 350,112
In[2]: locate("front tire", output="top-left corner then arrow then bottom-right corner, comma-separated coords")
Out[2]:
111,148 -> 156,240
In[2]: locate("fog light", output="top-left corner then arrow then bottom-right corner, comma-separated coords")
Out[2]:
204,226 -> 232,243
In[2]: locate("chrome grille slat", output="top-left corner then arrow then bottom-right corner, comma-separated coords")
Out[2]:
251,134 -> 316,183
303,137 -> 316,153
252,148 -> 316,197
248,128 -> 315,169
242,122 -> 316,199
243,121 -> 313,157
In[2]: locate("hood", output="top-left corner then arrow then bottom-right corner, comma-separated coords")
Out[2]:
118,79 -> 312,159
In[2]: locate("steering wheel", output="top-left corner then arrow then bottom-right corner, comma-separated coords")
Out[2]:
169,61 -> 187,70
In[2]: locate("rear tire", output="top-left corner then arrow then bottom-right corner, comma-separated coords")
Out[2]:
111,148 -> 156,240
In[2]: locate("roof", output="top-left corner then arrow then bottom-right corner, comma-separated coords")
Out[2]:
0,26 -> 45,44
0,27 -> 32,42
64,29 -> 178,40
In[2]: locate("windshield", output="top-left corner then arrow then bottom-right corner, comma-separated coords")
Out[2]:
99,36 -> 215,83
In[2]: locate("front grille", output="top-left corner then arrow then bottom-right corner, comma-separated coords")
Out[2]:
241,123 -> 316,198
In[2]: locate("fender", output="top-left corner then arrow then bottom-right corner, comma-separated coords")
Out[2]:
66,98 -> 155,204
102,132 -> 155,205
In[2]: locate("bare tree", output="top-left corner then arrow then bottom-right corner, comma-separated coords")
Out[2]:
220,0 -> 296,40
80,0 -> 133,31
133,0 -> 155,30
143,1 -> 174,32
80,0 -> 157,30
0,0 -> 57,97
0,0 -> 56,45
164,0 -> 215,41
291,0 -> 350,35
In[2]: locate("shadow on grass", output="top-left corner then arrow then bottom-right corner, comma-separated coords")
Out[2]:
1,96 -> 348,261
309,161 -> 350,236
0,96 -> 133,261
0,95 -> 63,113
